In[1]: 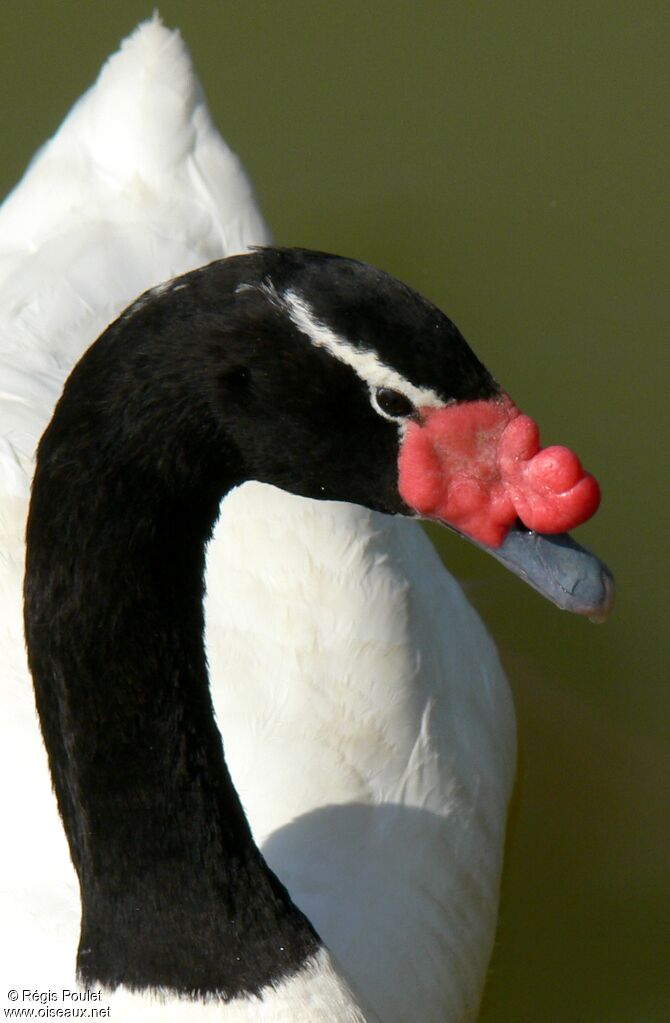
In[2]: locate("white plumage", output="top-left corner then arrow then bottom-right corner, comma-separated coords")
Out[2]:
0,19 -> 515,1021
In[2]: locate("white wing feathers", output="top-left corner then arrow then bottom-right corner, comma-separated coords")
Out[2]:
0,16 -> 270,499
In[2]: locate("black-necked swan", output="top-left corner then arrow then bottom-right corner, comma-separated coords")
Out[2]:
1,19 -> 612,1023
24,246 -> 610,1019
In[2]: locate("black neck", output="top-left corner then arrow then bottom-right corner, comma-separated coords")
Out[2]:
24,381 -> 320,997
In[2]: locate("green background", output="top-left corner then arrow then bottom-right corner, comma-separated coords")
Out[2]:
1,2 -> 667,1019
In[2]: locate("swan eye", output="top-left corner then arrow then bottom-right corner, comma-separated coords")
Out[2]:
373,387 -> 416,421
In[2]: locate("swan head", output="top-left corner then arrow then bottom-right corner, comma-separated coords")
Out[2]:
48,246 -> 613,618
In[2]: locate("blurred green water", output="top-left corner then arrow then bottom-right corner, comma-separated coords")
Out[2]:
1,2 -> 667,1019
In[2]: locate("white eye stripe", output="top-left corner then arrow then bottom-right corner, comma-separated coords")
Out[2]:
282,290 -> 444,411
